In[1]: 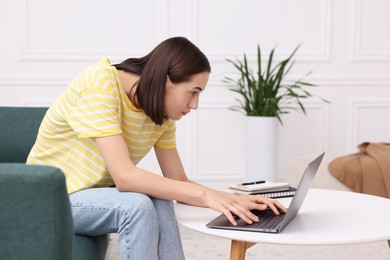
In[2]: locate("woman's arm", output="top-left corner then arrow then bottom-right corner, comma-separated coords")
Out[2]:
154,145 -> 287,224
154,145 -> 189,182
95,134 -> 286,225
95,134 -> 205,204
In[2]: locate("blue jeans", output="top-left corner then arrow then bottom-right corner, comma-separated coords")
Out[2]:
69,188 -> 185,260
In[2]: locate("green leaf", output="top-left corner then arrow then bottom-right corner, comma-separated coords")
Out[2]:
223,44 -> 328,123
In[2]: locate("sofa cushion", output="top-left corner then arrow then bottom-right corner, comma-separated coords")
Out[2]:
0,107 -> 48,163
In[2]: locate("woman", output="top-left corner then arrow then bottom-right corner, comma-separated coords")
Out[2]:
27,37 -> 286,260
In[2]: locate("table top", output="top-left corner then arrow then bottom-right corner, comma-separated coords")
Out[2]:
175,189 -> 390,246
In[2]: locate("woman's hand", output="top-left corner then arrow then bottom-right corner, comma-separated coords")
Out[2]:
204,189 -> 287,226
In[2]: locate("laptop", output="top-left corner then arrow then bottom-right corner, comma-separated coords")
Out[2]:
206,152 -> 325,233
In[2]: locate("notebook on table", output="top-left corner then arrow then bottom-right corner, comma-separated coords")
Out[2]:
230,182 -> 296,198
229,181 -> 291,193
232,187 -> 297,198
206,152 -> 325,233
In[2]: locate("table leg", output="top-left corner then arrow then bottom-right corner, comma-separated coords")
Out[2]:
387,240 -> 390,248
230,240 -> 256,260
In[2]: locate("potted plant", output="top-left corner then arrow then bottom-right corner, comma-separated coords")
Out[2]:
224,45 -> 326,182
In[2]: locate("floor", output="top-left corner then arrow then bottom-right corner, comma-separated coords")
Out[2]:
106,226 -> 390,259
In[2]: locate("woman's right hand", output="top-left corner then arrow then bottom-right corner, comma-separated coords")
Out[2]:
203,188 -> 287,226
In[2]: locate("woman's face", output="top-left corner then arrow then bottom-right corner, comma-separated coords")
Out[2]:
164,72 -> 209,121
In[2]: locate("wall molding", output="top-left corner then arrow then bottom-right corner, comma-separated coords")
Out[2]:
313,76 -> 390,86
209,75 -> 390,88
19,98 -> 53,106
1,75 -> 390,89
281,101 -> 331,153
348,98 -> 390,152
0,77 -> 68,87
192,172 -> 246,182
191,0 -> 332,63
350,0 -> 390,62
20,0 -> 170,62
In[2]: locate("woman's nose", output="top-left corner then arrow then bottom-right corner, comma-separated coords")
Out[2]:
188,96 -> 199,110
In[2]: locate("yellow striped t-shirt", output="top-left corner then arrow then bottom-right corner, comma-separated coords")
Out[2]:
27,58 -> 176,194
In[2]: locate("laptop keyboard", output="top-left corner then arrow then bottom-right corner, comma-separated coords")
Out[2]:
237,210 -> 286,229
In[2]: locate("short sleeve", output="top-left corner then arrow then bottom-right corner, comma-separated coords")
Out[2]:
155,119 -> 176,149
67,88 -> 122,138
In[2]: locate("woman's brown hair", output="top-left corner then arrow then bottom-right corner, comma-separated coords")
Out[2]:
114,37 -> 211,125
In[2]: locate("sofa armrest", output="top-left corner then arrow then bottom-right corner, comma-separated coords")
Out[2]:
0,163 -> 74,260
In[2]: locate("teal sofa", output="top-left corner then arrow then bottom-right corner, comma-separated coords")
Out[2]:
0,107 -> 109,260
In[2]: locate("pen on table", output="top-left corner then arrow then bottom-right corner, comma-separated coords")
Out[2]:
241,180 -> 266,186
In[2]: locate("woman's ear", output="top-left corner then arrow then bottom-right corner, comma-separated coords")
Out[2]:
166,75 -> 174,89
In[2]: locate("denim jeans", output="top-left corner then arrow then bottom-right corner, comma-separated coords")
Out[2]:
69,188 -> 185,260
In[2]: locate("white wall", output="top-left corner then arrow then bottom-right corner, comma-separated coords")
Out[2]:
1,0 -> 390,188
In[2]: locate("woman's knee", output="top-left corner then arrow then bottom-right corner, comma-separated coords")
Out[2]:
151,198 -> 174,211
150,198 -> 178,224
118,193 -> 159,229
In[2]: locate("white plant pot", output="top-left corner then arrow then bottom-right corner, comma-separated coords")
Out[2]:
245,116 -> 278,182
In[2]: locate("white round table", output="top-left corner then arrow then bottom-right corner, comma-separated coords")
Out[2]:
175,189 -> 390,259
